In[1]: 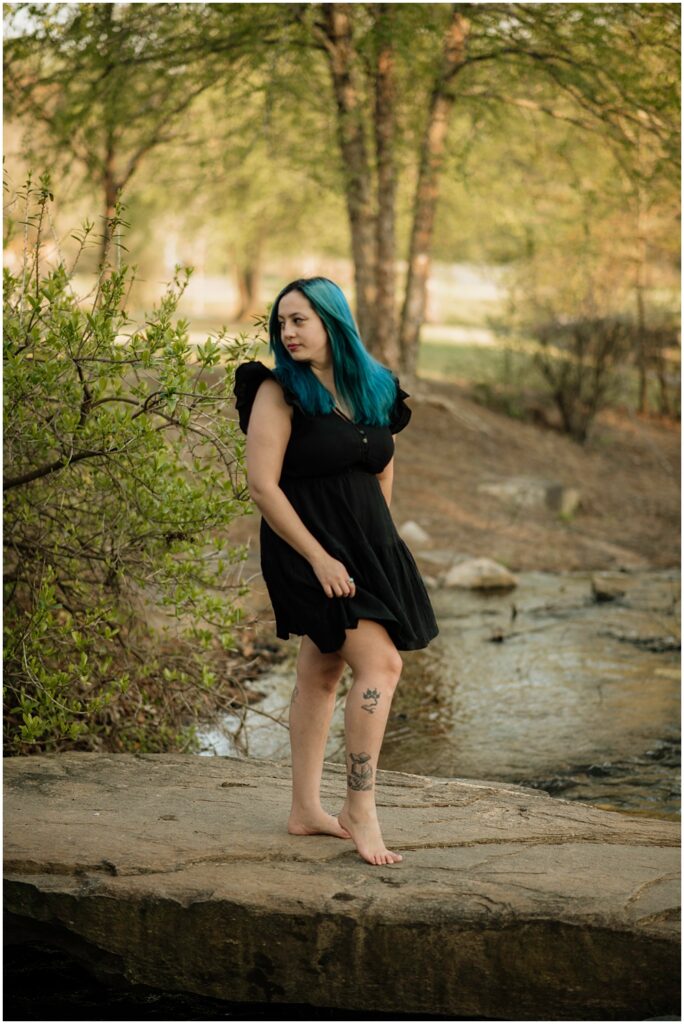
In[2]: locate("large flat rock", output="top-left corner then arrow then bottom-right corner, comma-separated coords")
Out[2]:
4,753 -> 680,1020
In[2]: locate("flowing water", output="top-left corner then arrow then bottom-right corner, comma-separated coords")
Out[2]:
198,568 -> 680,821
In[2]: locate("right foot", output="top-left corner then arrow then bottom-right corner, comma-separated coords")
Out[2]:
338,806 -> 403,866
287,808 -> 351,839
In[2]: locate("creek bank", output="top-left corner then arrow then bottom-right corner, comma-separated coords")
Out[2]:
4,752 -> 680,1020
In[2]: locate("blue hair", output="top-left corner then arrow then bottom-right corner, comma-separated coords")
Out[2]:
267,277 -> 397,427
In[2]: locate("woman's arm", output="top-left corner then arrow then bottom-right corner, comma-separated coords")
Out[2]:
375,452 -> 395,509
245,379 -> 329,565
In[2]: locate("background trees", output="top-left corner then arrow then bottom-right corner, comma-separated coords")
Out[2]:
278,2 -> 679,380
6,3 -> 678,385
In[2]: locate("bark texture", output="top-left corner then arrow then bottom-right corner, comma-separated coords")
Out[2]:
399,9 -> 469,379
373,6 -> 398,367
319,4 -> 377,346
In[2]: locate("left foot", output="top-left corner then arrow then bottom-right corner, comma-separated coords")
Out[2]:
288,808 -> 351,839
338,805 -> 403,865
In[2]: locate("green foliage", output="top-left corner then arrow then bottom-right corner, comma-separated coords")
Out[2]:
4,173 -> 260,754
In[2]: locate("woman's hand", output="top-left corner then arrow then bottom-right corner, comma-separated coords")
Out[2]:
310,552 -> 357,599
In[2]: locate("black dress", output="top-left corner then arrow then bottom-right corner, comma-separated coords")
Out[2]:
233,360 -> 439,654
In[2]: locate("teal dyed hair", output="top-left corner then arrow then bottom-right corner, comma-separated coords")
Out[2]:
267,277 -> 397,427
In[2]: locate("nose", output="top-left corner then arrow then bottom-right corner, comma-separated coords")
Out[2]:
282,321 -> 296,341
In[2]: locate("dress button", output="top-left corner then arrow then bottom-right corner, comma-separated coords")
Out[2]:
362,437 -> 368,444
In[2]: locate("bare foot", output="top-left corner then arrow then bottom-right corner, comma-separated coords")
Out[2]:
288,808 -> 351,839
338,806 -> 403,865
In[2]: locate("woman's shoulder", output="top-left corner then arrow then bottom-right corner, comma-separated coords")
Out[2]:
233,360 -> 302,433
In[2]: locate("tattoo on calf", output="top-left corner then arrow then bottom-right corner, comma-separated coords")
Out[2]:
347,751 -> 373,791
291,685 -> 300,704
361,687 -> 380,714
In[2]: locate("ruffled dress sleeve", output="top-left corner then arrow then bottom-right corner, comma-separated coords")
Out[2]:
233,360 -> 304,434
233,361 -> 273,434
389,375 -> 412,434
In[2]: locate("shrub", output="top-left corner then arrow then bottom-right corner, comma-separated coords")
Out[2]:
4,174 -> 260,754
531,316 -> 636,443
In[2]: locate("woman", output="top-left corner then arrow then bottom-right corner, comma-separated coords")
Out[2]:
233,277 -> 439,866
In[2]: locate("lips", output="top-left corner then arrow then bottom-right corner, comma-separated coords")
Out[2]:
287,344 -> 300,351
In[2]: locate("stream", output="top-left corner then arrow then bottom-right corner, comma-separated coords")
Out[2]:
197,568 -> 680,821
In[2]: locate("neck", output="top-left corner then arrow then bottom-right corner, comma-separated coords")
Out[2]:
309,364 -> 348,412
309,361 -> 334,387
310,357 -> 332,373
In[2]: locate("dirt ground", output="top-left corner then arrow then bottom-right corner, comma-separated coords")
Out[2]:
231,375 -> 680,577
398,376 -> 680,572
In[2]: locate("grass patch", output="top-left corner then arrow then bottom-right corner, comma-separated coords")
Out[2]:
418,338 -> 678,417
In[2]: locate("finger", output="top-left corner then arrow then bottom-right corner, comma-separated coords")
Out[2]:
342,571 -> 354,597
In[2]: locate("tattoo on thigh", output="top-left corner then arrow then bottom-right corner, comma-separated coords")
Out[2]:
291,685 -> 300,704
347,751 -> 373,791
361,687 -> 380,714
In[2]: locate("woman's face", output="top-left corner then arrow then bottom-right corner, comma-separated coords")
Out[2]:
277,290 -> 330,368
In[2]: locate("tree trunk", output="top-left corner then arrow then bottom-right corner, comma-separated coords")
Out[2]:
635,283 -> 649,415
320,4 -> 377,347
234,240 -> 262,320
399,9 -> 469,381
100,131 -> 121,273
373,5 -> 398,368
98,4 -> 120,274
653,330 -> 673,417
633,176 -> 650,415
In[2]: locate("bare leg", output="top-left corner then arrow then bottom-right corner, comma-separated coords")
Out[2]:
337,620 -> 404,865
287,635 -> 350,839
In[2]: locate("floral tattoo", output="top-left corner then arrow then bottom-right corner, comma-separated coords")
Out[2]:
361,688 -> 381,714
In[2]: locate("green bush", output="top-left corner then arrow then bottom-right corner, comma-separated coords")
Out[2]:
532,316 -> 644,443
4,174 -> 259,754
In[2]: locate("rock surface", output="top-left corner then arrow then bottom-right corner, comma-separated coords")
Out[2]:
477,475 -> 581,516
4,753 -> 680,1019
398,519 -> 432,547
442,556 -> 517,589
